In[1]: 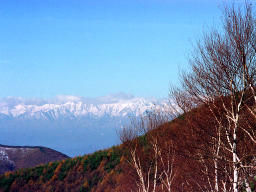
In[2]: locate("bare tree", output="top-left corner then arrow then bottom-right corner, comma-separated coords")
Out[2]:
119,110 -> 176,192
171,2 -> 256,192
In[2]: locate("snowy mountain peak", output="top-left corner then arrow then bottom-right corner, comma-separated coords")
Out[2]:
0,94 -> 172,156
0,94 -> 167,120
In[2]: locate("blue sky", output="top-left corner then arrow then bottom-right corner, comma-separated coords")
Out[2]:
0,0 -> 224,99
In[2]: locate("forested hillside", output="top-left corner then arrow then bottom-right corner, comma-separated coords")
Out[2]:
1,2 -> 256,192
0,105 -> 255,191
0,146 -> 123,192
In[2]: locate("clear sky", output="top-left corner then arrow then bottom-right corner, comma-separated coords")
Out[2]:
0,0 -> 225,99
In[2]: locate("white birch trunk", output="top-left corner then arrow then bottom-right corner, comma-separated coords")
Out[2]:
214,159 -> 219,192
244,178 -> 252,192
232,122 -> 238,192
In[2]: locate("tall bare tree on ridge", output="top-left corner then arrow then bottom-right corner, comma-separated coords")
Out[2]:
171,2 -> 256,192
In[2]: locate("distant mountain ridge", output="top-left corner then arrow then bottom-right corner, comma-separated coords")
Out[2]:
0,94 -> 166,120
0,94 -> 169,156
0,144 -> 69,174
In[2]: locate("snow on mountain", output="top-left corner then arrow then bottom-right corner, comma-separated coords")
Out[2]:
0,148 -> 9,161
0,94 -> 170,156
0,94 -> 167,120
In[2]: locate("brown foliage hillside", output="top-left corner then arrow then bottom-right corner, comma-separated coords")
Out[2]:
0,105 -> 255,191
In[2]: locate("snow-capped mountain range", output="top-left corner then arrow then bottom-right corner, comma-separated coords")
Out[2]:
0,93 -> 169,157
0,94 -> 166,120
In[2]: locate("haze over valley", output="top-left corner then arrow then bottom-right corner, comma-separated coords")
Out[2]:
0,93 -> 167,156
2,1 -> 254,191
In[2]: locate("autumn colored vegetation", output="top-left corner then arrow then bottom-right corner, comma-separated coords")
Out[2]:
1,2 -> 256,192
0,104 -> 255,191
0,146 -> 122,192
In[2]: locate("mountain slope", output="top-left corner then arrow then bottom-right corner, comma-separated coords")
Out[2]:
0,145 -> 69,174
0,104 -> 255,192
0,146 -> 123,192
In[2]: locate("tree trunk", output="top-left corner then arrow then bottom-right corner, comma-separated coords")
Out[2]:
233,124 -> 238,192
214,159 -> 219,192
